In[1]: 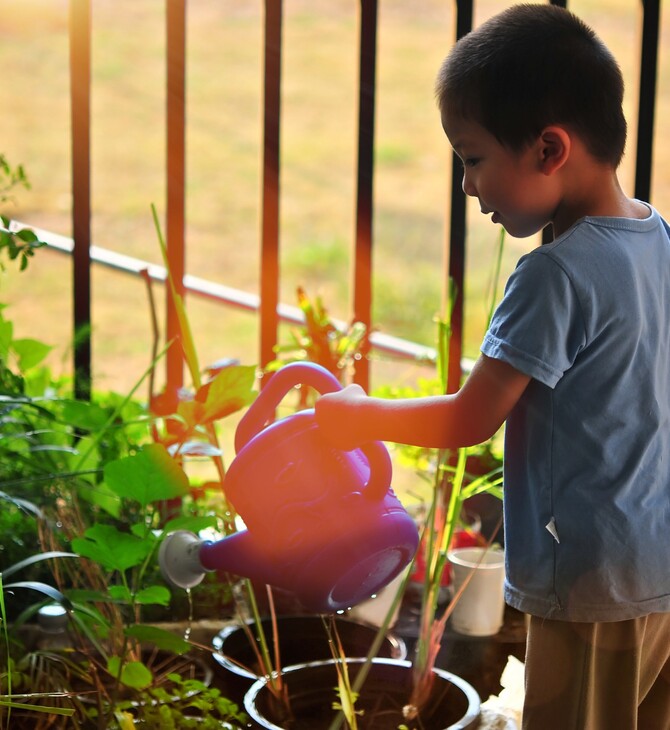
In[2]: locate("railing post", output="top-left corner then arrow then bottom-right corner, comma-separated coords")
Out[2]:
69,0 -> 92,400
635,0 -> 660,203
260,0 -> 283,373
166,0 -> 187,396
446,0 -> 473,394
353,0 -> 378,391
543,0 -> 568,247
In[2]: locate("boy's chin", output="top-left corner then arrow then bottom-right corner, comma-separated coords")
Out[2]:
499,219 -> 548,239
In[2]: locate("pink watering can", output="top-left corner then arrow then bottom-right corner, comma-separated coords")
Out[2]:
159,362 -> 419,612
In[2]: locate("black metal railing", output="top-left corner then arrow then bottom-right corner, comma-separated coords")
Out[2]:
62,0 -> 661,398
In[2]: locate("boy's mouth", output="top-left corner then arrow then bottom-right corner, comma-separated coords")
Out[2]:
479,204 -> 501,225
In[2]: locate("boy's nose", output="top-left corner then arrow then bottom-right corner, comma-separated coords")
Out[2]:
461,171 -> 477,197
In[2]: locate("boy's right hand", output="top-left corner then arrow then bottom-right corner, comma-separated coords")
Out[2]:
314,384 -> 369,451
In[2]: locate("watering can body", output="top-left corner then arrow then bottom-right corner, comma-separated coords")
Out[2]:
159,362 -> 419,613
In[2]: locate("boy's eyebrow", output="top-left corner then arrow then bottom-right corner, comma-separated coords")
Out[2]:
448,134 -> 471,152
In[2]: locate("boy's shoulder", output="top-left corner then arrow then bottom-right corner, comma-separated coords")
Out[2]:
513,205 -> 670,287
540,204 -> 668,253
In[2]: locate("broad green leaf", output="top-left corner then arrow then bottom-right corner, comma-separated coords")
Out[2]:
175,398 -> 205,430
15,228 -> 39,243
108,656 -> 153,690
66,589 -> 113,603
125,624 -> 191,655
11,337 -> 52,371
201,365 -> 256,422
103,443 -> 189,506
108,585 -> 133,602
134,585 -> 171,606
72,524 -> 152,572
61,399 -> 111,430
77,479 -> 122,519
162,514 -> 218,535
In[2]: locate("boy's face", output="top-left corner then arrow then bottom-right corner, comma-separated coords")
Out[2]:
442,110 -> 559,238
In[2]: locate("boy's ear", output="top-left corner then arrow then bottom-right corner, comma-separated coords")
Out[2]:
537,126 -> 570,175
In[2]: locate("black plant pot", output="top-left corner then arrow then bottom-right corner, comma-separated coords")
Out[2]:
212,615 -> 406,706
244,657 -> 481,730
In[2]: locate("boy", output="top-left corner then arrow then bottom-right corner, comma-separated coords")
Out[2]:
315,4 -> 670,728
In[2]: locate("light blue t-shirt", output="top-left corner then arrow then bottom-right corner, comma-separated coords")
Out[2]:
482,205 -> 670,621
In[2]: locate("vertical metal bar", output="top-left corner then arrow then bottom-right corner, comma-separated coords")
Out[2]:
446,0 -> 472,394
166,0 -> 186,395
541,0 -> 566,245
353,0 -> 378,390
260,0 -> 283,371
635,0 -> 660,203
69,0 -> 92,400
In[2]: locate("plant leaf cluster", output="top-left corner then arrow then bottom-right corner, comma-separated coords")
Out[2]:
1,290 -> 256,728
0,155 -> 45,272
267,286 -> 367,407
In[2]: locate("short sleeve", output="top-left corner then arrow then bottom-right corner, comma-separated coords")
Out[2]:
481,251 -> 586,388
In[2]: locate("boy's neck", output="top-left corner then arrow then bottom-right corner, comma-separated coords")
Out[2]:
551,155 -> 649,237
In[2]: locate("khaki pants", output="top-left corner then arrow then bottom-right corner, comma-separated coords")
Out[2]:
523,613 -> 670,730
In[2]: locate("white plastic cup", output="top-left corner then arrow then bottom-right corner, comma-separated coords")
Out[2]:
447,547 -> 506,637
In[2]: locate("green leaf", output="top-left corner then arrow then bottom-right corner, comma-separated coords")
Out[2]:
134,585 -> 171,606
0,317 -> 12,361
72,524 -> 153,572
108,656 -> 153,690
77,479 -> 122,519
3,581 -> 72,610
61,399 -> 112,430
15,228 -> 38,243
108,585 -> 133,602
162,514 -> 218,535
66,588 -> 114,603
3,551 -> 79,580
201,365 -> 256,422
125,624 -> 191,655
0,699 -> 74,716
0,489 -> 44,518
103,443 -> 189,506
11,337 -> 52,371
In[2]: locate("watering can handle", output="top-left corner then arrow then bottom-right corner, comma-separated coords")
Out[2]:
235,362 -> 392,501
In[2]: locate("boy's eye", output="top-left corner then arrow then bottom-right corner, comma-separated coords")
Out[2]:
463,158 -> 480,168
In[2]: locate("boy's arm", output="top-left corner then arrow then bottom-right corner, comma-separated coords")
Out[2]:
314,354 -> 530,451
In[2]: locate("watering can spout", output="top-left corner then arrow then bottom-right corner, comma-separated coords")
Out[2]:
199,529 -> 283,585
159,529 -> 283,591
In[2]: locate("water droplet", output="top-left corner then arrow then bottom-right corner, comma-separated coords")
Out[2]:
184,587 -> 193,641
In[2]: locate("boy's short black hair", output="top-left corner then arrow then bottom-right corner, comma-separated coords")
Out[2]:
436,3 -> 627,167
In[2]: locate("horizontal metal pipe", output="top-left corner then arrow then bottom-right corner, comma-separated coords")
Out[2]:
13,221 -> 453,367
